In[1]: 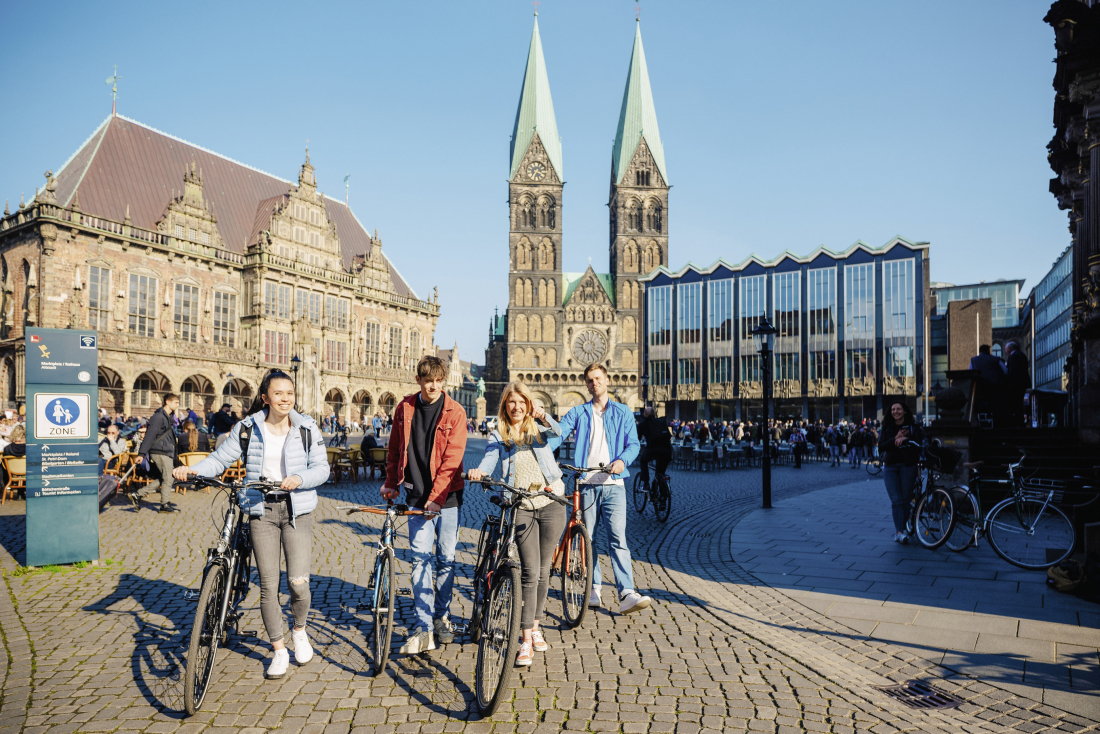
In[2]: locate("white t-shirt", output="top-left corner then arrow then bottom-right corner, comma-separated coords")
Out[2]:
257,420 -> 289,482
584,402 -> 623,486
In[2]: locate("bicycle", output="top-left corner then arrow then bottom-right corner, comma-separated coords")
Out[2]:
865,456 -> 883,476
343,501 -> 438,675
944,449 -> 1080,569
631,458 -> 672,522
178,475 -> 284,716
463,472 -> 569,715
900,441 -> 957,550
327,426 -> 349,448
553,463 -> 605,626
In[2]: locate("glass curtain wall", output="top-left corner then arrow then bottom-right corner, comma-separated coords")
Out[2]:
677,283 -> 701,388
707,278 -> 734,389
807,267 -> 837,382
844,263 -> 875,386
738,275 -> 765,388
883,260 -> 915,392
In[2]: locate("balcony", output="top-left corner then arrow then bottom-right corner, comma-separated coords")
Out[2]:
98,331 -> 256,366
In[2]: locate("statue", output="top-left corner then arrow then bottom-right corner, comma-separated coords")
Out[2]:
476,377 -> 486,399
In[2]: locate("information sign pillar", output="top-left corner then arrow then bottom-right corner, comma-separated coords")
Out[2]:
24,328 -> 100,566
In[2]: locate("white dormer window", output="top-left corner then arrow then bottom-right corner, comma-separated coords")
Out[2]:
174,224 -> 184,238
295,205 -> 304,220
188,228 -> 197,241
200,231 -> 210,245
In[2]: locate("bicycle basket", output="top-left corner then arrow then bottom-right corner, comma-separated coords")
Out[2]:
926,445 -> 962,474
1019,477 -> 1066,504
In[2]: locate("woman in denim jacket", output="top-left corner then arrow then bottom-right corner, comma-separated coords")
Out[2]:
175,371 -> 328,680
467,381 -> 563,667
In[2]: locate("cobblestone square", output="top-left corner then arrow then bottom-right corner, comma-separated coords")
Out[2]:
0,444 -> 1094,733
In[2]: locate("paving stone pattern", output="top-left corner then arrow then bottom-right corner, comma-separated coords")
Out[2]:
0,443 -> 1092,733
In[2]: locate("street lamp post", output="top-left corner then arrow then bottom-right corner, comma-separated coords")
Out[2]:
751,316 -> 777,509
290,355 -> 301,411
641,373 -> 650,407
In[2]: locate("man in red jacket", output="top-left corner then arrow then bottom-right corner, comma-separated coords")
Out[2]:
382,356 -> 468,653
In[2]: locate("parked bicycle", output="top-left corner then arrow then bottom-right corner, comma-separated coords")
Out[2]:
344,501 -> 438,675
178,475 -> 284,716
463,472 -> 570,715
327,425 -> 349,448
903,441 -> 957,550
945,449 -> 1082,569
631,459 -> 672,522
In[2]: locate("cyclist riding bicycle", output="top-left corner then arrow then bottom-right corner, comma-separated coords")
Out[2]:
636,407 -> 672,493
174,371 -> 329,680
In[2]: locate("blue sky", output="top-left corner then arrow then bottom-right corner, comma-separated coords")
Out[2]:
0,1 -> 1066,363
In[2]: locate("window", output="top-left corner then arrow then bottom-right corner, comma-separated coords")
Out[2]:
296,290 -> 309,321
739,275 -> 765,340
409,331 -> 421,369
187,228 -> 196,241
809,351 -> 835,381
173,283 -> 199,342
88,266 -> 110,330
885,346 -> 914,378
264,330 -> 290,365
174,224 -> 184,238
846,348 -> 873,380
844,264 -> 875,339
807,267 -> 836,338
388,325 -> 403,369
326,340 -> 347,372
649,359 -> 671,385
635,169 -> 651,186
128,274 -> 157,337
775,353 -> 799,381
265,283 -> 291,319
133,377 -> 152,408
365,322 -> 381,367
740,355 -> 760,383
325,297 -> 350,330
883,260 -> 915,338
773,272 -> 800,338
678,358 -> 700,384
200,231 -> 210,245
709,356 -> 732,384
213,292 -> 236,347
677,283 -> 701,344
708,279 -> 733,342
647,285 -> 672,346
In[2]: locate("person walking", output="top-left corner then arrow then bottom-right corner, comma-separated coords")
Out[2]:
381,356 -> 468,654
553,364 -> 651,615
132,394 -> 181,513
174,371 -> 329,680
467,382 -> 564,667
878,401 -> 925,543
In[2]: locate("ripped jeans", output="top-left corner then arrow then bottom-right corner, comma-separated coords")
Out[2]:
251,500 -> 312,643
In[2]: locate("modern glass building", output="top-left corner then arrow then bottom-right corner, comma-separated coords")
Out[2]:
931,279 -> 1024,334
639,237 -> 930,423
1033,245 -> 1073,391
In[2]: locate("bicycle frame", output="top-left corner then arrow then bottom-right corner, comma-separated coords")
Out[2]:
550,482 -> 585,574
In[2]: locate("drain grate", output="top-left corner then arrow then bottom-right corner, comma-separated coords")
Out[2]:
872,680 -> 963,710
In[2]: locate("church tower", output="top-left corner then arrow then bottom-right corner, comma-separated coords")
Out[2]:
609,21 -> 669,360
507,14 -> 563,374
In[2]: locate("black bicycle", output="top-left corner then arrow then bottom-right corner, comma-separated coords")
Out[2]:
178,475 -> 284,716
328,425 -> 349,448
463,472 -> 569,715
631,460 -> 672,522
903,441 -> 957,550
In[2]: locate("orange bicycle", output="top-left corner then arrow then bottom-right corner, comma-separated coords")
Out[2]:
550,463 -> 606,628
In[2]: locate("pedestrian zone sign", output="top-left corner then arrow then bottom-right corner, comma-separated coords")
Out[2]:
33,393 -> 90,440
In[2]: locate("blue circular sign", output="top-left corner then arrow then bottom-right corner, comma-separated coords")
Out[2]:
45,398 -> 80,426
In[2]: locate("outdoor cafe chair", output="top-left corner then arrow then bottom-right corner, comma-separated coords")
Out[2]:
366,447 -> 387,480
177,452 -> 211,492
2,456 -> 25,504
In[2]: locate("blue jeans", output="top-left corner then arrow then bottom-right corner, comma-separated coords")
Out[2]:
406,505 -> 459,632
580,483 -> 635,597
883,464 -> 917,533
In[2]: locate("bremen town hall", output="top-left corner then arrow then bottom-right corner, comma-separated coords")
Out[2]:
484,18 -> 669,414
0,117 -> 438,420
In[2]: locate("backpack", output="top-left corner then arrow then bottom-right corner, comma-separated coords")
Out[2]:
238,422 -> 312,467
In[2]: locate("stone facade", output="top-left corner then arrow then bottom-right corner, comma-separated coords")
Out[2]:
0,117 -> 439,423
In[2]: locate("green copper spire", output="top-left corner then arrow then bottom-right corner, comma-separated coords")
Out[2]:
612,21 -> 667,185
509,16 -> 562,182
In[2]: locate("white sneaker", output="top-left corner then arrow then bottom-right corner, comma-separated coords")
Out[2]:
398,628 -> 435,654
291,627 -> 313,665
588,588 -> 602,609
434,617 -> 455,645
265,648 -> 290,679
619,591 -> 652,615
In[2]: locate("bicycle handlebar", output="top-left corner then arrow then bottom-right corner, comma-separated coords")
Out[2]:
177,475 -> 285,493
558,463 -> 610,474
461,472 -> 570,506
344,502 -> 439,517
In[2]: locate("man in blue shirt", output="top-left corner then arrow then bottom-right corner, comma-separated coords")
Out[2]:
553,364 -> 651,615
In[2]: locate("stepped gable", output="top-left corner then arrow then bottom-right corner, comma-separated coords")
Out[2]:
50,114 -> 416,298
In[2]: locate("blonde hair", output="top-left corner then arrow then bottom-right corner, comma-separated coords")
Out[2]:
496,382 -> 545,449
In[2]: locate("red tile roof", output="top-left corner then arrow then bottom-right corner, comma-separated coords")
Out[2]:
52,115 -> 418,298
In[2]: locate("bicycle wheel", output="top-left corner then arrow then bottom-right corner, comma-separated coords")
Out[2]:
183,563 -> 226,716
914,488 -> 955,550
475,563 -> 522,715
370,548 -> 395,676
865,459 -> 882,476
654,477 -> 672,523
987,498 -> 1075,570
632,474 -> 647,514
945,487 -> 978,552
468,519 -> 494,643
560,524 -> 593,628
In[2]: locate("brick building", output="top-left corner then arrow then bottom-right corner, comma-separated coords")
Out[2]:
0,114 -> 439,422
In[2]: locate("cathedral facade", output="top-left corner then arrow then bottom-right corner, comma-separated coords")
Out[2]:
485,18 -> 669,416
